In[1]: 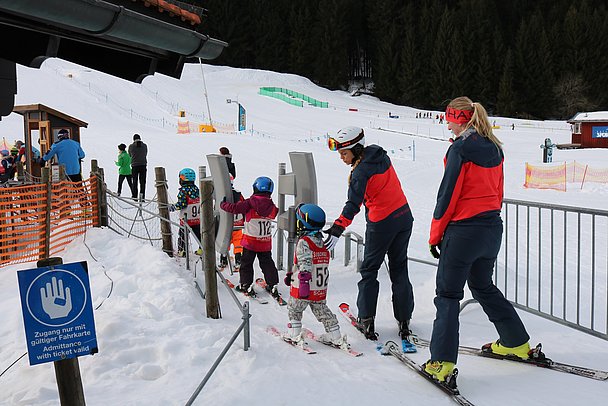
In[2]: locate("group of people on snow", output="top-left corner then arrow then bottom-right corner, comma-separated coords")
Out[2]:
115,133 -> 148,200
169,96 -> 530,384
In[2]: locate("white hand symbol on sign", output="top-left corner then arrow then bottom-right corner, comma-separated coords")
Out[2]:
40,277 -> 72,319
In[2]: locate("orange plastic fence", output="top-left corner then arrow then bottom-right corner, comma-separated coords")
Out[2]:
0,177 -> 99,267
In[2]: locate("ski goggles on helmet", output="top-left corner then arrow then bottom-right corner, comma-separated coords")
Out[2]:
327,131 -> 365,151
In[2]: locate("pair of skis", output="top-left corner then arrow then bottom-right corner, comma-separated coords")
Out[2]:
340,302 -> 608,406
338,302 -> 417,353
224,277 -> 287,306
267,326 -> 363,357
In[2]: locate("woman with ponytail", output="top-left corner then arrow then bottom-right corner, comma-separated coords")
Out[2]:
424,97 -> 531,383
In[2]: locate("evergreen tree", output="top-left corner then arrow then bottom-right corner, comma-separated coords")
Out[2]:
312,0 -> 350,89
287,1 -> 319,80
366,0 -> 404,102
429,6 -> 465,107
397,3 -> 423,107
513,13 -> 555,118
496,49 -> 516,117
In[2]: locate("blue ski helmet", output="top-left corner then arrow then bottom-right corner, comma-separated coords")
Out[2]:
253,176 -> 273,193
179,168 -> 196,183
296,203 -> 326,233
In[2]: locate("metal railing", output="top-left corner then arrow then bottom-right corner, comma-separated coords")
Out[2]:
343,199 -> 608,341
492,198 -> 608,340
104,185 -> 253,403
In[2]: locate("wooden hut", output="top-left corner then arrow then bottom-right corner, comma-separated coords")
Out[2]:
12,104 -> 88,178
567,111 -> 608,149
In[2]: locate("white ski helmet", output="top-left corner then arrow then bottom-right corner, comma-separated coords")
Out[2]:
331,126 -> 365,150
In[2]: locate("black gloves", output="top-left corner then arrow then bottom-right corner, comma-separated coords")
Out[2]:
284,272 -> 293,286
323,223 -> 344,250
429,244 -> 440,259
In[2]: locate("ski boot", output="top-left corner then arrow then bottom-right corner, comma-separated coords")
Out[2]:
483,340 -> 530,360
319,329 -> 350,350
357,316 -> 379,341
235,283 -> 256,297
286,320 -> 305,346
265,284 -> 281,300
423,360 -> 456,384
218,254 -> 228,270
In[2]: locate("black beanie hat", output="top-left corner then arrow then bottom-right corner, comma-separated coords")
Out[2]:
133,133 -> 141,141
118,143 -> 126,151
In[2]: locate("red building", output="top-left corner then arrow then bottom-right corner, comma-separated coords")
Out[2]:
568,112 -> 608,148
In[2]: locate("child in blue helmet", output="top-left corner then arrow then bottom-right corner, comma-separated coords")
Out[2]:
283,203 -> 349,348
220,176 -> 280,298
170,168 -> 201,257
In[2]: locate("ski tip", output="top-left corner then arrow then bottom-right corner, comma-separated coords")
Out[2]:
338,302 -> 349,309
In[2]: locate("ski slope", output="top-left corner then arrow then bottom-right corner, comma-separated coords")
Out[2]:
0,60 -> 607,405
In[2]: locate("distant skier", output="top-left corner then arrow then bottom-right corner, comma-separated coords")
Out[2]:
425,96 -> 531,382
128,133 -> 148,200
283,203 -> 349,349
115,143 -> 133,196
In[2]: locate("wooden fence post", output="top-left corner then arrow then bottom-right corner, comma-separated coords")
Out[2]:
155,167 -> 174,257
41,167 -> 52,260
37,256 -> 86,406
201,179 -> 219,318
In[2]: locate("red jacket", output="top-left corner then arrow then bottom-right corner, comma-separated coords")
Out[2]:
335,145 -> 408,229
220,192 -> 278,252
429,129 -> 504,245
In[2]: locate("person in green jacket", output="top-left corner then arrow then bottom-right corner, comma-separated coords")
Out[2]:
115,143 -> 133,196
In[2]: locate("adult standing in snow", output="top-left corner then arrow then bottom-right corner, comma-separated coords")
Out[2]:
424,97 -> 531,383
325,126 -> 415,341
219,146 -> 236,179
115,143 -> 133,196
41,129 -> 85,182
129,133 -> 148,200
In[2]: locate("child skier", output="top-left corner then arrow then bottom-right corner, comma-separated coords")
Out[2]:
219,175 -> 245,271
219,176 -> 280,298
170,168 -> 201,257
283,203 -> 348,349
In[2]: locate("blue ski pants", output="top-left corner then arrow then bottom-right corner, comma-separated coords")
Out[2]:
429,221 -> 530,363
356,208 -> 414,323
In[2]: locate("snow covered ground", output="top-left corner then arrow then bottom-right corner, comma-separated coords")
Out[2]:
0,60 -> 607,405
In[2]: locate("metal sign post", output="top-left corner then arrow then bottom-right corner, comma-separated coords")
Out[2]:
17,258 -> 98,405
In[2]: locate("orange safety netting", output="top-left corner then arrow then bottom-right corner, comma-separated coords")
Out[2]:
524,162 -> 567,191
0,177 -> 99,267
524,161 -> 608,192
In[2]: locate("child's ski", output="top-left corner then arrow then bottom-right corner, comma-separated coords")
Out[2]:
224,278 -> 268,304
302,327 -> 363,357
266,326 -> 316,354
381,341 -> 474,406
255,278 -> 288,306
410,337 -> 608,381
338,302 -> 417,352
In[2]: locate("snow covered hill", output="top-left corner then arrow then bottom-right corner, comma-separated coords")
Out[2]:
0,60 -> 606,405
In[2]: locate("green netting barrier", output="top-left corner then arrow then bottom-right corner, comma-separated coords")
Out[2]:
259,87 -> 328,108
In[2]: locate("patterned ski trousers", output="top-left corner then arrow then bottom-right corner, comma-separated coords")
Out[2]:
288,297 -> 339,333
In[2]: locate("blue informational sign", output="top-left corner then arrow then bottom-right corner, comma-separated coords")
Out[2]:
17,261 -> 98,366
238,103 -> 246,132
592,126 -> 608,138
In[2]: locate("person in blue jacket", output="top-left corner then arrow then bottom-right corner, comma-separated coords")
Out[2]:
424,96 -> 531,383
42,129 -> 85,182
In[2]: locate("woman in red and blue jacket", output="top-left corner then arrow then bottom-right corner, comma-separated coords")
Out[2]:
325,126 -> 415,341
424,97 -> 531,383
